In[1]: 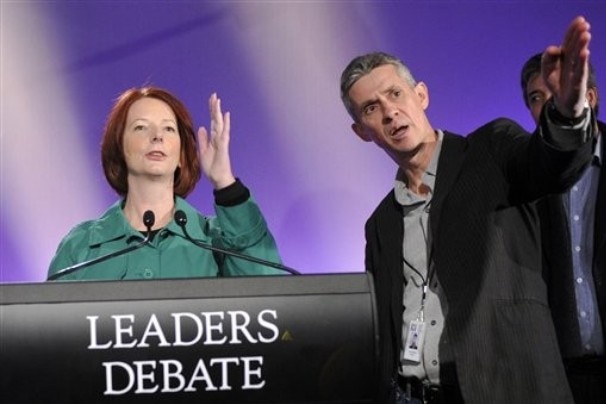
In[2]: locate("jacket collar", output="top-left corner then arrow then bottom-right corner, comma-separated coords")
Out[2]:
86,197 -> 205,247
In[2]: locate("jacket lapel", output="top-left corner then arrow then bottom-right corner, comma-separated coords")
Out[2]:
595,122 -> 606,263
594,122 -> 606,334
429,132 -> 467,251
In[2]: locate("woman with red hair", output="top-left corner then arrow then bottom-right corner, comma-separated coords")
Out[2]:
48,87 -> 284,280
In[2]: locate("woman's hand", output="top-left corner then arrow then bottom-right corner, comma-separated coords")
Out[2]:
198,93 -> 236,190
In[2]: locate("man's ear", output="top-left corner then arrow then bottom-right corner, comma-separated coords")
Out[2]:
587,87 -> 599,110
352,122 -> 372,142
415,82 -> 430,110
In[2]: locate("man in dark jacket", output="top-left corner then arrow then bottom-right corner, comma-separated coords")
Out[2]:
339,16 -> 595,404
521,51 -> 605,404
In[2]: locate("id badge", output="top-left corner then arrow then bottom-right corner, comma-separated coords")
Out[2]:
403,320 -> 426,363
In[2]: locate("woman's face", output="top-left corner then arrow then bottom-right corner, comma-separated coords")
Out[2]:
122,97 -> 181,184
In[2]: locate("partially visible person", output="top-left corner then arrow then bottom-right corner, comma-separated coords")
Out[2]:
340,16 -> 595,404
48,87 -> 285,280
521,52 -> 605,404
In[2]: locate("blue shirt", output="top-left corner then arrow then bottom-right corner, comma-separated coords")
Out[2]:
564,133 -> 603,355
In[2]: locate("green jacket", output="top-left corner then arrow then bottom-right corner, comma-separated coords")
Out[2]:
48,194 -> 285,281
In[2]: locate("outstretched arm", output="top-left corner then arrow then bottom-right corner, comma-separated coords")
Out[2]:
198,93 -> 236,190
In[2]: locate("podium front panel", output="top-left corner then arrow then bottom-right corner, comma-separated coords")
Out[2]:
1,273 -> 378,403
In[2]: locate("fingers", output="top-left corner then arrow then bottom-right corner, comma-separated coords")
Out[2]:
209,93 -> 223,137
561,17 -> 591,90
562,16 -> 591,68
197,126 -> 209,154
542,16 -> 591,77
207,92 -> 231,140
541,45 -> 561,70
223,111 -> 231,140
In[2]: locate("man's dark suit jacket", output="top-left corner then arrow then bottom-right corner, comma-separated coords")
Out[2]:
540,120 -> 605,358
365,118 -> 592,404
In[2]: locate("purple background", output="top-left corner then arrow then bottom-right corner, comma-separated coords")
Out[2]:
2,1 -> 605,283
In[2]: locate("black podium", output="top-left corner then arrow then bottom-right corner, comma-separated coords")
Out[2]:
0,273 -> 378,403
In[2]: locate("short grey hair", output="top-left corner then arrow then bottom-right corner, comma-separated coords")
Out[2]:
340,51 -> 417,120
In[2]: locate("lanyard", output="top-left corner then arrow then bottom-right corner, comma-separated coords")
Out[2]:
403,255 -> 434,322
402,199 -> 434,322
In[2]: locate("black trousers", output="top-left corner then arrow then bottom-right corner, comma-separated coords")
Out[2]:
565,356 -> 606,404
395,375 -> 464,404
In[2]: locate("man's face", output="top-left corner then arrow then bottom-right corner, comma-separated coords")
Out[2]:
525,72 -> 598,125
348,64 -> 434,161
525,73 -> 552,124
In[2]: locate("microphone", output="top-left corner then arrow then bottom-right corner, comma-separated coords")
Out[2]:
48,210 -> 155,281
174,210 -> 300,275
